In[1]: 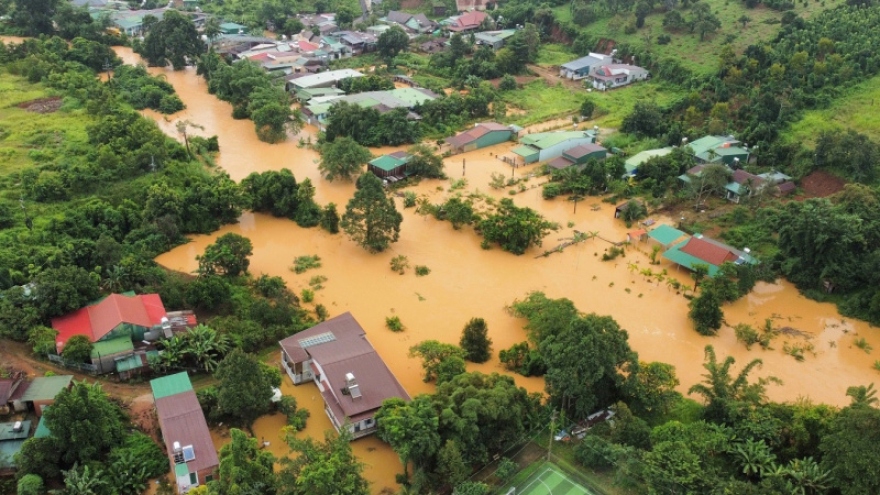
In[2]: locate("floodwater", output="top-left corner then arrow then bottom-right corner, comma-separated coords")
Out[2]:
102,46 -> 880,492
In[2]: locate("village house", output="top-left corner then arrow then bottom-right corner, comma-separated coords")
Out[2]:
559,53 -> 613,80
286,68 -> 364,91
546,143 -> 609,170
511,130 -> 598,164
17,375 -> 73,418
445,122 -> 520,154
443,11 -> 489,33
151,373 -> 219,493
368,151 -> 411,180
647,224 -> 688,249
0,371 -> 26,415
382,11 -> 436,34
0,420 -> 32,474
474,29 -> 517,50
685,135 -> 750,165
590,64 -> 649,90
279,312 -> 410,439
419,37 -> 449,54
663,234 -> 758,276
219,22 -> 248,35
302,87 -> 438,127
624,147 -> 673,176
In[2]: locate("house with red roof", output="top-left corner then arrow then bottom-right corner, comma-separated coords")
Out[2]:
590,64 -> 649,90
445,11 -> 488,33
663,234 -> 758,276
445,122 -> 519,154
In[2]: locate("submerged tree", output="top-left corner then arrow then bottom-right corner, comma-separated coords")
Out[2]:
277,428 -> 369,495
459,318 -> 492,363
688,345 -> 778,423
197,233 -> 253,277
340,173 -> 403,253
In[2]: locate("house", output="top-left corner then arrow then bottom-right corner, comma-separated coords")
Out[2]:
0,420 -> 32,474
151,373 -> 219,494
559,53 -> 613,80
445,11 -> 488,33
18,375 -> 73,417
725,170 -> 794,202
279,312 -> 410,439
419,37 -> 449,53
511,130 -> 598,164
369,151 -> 411,179
383,11 -> 435,34
590,64 -> 649,90
219,22 -> 247,35
287,68 -> 364,91
109,9 -> 168,37
663,234 -> 757,276
294,86 -> 346,103
546,143 -> 608,170
474,29 -> 517,50
0,371 -> 26,415
624,147 -> 673,176
627,229 -> 647,243
445,122 -> 518,154
456,0 -> 491,11
685,135 -> 750,165
647,224 -> 687,249
302,88 -> 438,126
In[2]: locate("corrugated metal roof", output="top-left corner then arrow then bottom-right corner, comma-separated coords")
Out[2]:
19,376 -> 72,402
150,372 -> 193,400
91,336 -> 134,358
648,225 -> 686,246
680,237 -> 740,267
511,145 -> 538,158
34,415 -> 51,438
0,421 -> 31,441
564,143 -> 606,159
155,390 -> 219,475
51,293 -> 166,351
519,131 -> 593,150
369,154 -> 408,172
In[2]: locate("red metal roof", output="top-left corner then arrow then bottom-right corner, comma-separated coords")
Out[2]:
51,294 -> 167,350
679,237 -> 739,267
448,11 -> 487,31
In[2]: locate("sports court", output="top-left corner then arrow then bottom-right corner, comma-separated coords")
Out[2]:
507,463 -> 596,495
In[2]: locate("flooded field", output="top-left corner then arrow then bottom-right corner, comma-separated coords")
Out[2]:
106,47 -> 880,492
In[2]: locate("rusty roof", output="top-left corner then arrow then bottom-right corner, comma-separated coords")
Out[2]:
564,143 -> 606,159
679,237 -> 739,267
154,390 -> 218,475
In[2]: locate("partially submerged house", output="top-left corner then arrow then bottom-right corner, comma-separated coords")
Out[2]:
445,122 -> 519,154
18,375 -> 73,417
302,87 -> 438,126
624,147 -> 673,176
511,130 -> 598,164
286,69 -> 364,91
151,373 -> 219,494
559,53 -> 613,80
546,143 -> 608,170
279,312 -> 410,439
663,234 -> 757,276
648,224 -> 687,249
0,420 -> 32,474
368,151 -> 411,180
590,64 -> 649,90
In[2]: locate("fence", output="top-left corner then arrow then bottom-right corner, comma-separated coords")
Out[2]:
47,354 -> 98,374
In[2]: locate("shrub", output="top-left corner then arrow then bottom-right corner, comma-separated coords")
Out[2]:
403,191 -> 417,208
734,324 -> 760,350
390,255 -> 409,274
301,289 -> 315,303
309,275 -> 327,289
315,304 -> 328,321
292,255 -> 322,274
386,315 -> 405,332
17,474 -> 43,495
415,265 -> 431,276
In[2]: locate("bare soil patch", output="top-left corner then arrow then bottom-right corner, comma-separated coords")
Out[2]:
488,75 -> 541,88
801,169 -> 846,198
18,96 -> 63,114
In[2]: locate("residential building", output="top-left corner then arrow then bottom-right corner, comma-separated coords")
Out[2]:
302,87 -> 439,126
0,420 -> 32,474
474,29 -> 517,50
419,37 -> 448,53
445,122 -> 519,154
590,64 -> 649,90
0,371 -> 26,415
685,135 -> 750,165
546,143 -> 608,170
219,22 -> 247,35
383,11 -> 435,34
287,68 -> 364,91
18,375 -> 73,417
511,130 -> 598,164
109,9 -> 168,37
444,11 -> 488,33
559,53 -> 613,80
151,373 -> 219,493
647,224 -> 687,249
663,234 -> 757,276
279,312 -> 410,439
368,151 -> 411,180
624,147 -> 673,176
725,170 -> 794,203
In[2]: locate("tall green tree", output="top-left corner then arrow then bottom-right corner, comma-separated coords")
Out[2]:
62,335 -> 93,364
210,429 -> 276,494
688,345 -> 777,424
141,10 -> 205,69
459,317 -> 492,363
375,396 -> 441,481
197,233 -> 253,277
377,26 -> 410,66
214,349 -> 275,428
277,429 -> 369,495
625,361 -> 681,418
44,381 -> 126,465
409,340 -> 467,382
318,137 -> 372,182
11,0 -> 59,35
479,199 -> 556,255
340,173 -> 403,253
820,402 -> 880,495
688,288 -> 724,336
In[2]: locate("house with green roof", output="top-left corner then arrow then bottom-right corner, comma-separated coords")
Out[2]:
624,147 -> 673,176
511,130 -> 598,164
685,135 -> 750,166
474,29 -> 517,50
219,22 -> 247,35
19,375 -> 73,417
368,151 -> 411,179
648,224 -> 687,248
663,234 -> 757,277
303,88 -> 439,126
0,420 -> 32,473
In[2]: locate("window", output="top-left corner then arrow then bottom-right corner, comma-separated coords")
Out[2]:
205,475 -> 214,483
189,472 -> 197,485
182,445 -> 196,462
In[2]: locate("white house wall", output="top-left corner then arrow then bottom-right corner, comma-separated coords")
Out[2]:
538,137 -> 596,162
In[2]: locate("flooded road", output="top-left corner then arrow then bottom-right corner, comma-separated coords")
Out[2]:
108,46 -> 880,492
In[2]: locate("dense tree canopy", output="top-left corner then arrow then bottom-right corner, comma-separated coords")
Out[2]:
214,349 -> 277,428
318,137 -> 372,182
140,10 -> 204,69
340,173 -> 403,253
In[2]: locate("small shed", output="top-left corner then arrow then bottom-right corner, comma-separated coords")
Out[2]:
627,229 -> 647,243
562,143 -> 607,165
368,151 -> 411,178
648,225 -> 687,248
219,22 -> 247,35
90,336 -> 134,374
19,376 -> 73,417
445,122 -> 514,154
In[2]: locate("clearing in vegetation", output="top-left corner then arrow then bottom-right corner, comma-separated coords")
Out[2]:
784,73 -> 880,145
504,461 -> 596,495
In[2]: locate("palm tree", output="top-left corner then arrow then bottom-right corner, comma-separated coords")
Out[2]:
730,439 -> 776,480
186,324 -> 231,372
845,383 -> 878,408
63,464 -> 108,495
688,345 -> 779,422
783,457 -> 831,495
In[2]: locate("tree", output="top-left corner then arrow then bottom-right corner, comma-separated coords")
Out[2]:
210,429 -> 275,494
479,198 -> 556,255
320,203 -> 340,233
318,137 -> 372,182
61,464 -> 107,495
11,0 -> 59,35
197,233 -> 253,277
820,403 -> 880,495
204,17 -> 222,45
16,474 -> 43,495
340,173 -> 403,253
409,340 -> 467,382
406,144 -> 445,179
14,437 -> 61,481
690,3 -> 721,40
738,14 -> 752,28
454,481 -> 489,495
688,345 -> 776,423
621,101 -> 666,138
625,361 -> 681,418
214,349 -> 275,428
378,26 -> 410,66
277,429 -> 369,495
176,120 -> 204,157
437,440 -> 470,488
580,99 -> 595,119
459,318 -> 492,363
33,266 -> 101,319
440,196 -> 477,230
688,288 -> 724,336
686,163 -> 731,209
141,10 -> 205,69
62,335 -> 93,363
846,383 -> 878,408
375,396 -> 441,481
44,381 -> 126,465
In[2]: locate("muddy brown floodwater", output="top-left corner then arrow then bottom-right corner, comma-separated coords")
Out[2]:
102,47 -> 880,493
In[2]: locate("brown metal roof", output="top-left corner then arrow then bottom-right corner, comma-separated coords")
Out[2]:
731,169 -> 764,186
154,391 -> 218,474
280,311 -> 367,363
0,381 -> 11,404
564,143 -> 606,159
445,123 -> 509,148
547,156 -> 574,170
679,237 -> 739,267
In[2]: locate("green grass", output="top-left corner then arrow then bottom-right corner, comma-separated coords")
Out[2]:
537,43 -> 579,66
555,0 -> 844,76
589,81 -> 687,128
501,80 -> 584,126
783,74 -> 880,146
0,74 -> 89,177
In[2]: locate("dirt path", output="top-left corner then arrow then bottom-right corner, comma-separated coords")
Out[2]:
529,64 -> 585,91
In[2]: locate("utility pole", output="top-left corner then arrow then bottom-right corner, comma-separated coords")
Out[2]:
547,409 -> 557,461
462,158 -> 466,176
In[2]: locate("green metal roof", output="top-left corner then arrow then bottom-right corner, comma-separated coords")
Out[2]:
369,155 -> 407,172
175,462 -> 190,477
648,225 -> 686,246
0,439 -> 25,468
511,145 -> 538,158
115,354 -> 145,373
389,88 -> 436,106
686,136 -> 728,157
519,131 -> 594,150
34,415 -> 51,439
20,375 -> 73,402
91,336 -> 133,358
0,421 -> 31,441
624,147 -> 673,173
150,372 -> 193,400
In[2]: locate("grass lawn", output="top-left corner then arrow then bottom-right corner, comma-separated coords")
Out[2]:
554,0 -> 844,76
783,74 -> 880,146
537,43 -> 579,66
589,81 -> 687,128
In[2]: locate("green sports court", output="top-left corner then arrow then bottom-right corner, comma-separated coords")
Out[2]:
506,462 -> 597,495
